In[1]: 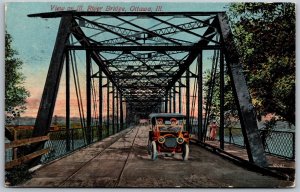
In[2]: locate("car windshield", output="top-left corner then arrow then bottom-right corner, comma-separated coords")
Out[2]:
155,117 -> 184,132
159,126 -> 181,132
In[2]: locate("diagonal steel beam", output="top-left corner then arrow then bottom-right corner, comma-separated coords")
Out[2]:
33,16 -> 73,137
217,13 -> 267,167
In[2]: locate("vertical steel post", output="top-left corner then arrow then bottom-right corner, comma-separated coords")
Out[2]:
86,51 -> 92,144
120,93 -> 124,130
217,13 -> 267,167
112,85 -> 115,134
106,80 -> 110,136
173,86 -> 176,113
127,104 -> 129,127
292,132 -> 295,159
165,94 -> 168,113
179,79 -> 182,113
13,132 -> 17,160
186,69 -> 190,132
197,53 -> 203,141
116,90 -> 119,132
65,50 -> 70,151
220,49 -> 225,149
99,68 -> 103,140
169,90 -> 172,113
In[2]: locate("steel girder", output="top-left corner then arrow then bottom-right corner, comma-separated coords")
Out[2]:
33,16 -> 73,137
29,11 -> 267,167
216,13 -> 268,167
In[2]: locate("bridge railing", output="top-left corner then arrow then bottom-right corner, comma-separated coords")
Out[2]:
41,127 -> 86,163
5,124 -> 127,164
4,126 -> 50,170
42,124 -> 127,163
191,126 -> 295,160
258,129 -> 295,160
222,127 -> 295,160
223,127 -> 295,160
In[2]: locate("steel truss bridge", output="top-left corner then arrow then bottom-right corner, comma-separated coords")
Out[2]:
8,11 -> 270,168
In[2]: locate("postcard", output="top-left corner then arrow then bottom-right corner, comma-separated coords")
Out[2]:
4,1 -> 295,188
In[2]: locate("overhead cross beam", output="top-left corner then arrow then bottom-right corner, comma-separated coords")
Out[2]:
97,18 -> 208,45
28,11 -> 225,18
149,15 -> 220,45
112,16 -> 182,45
76,16 -> 143,46
67,45 -> 221,51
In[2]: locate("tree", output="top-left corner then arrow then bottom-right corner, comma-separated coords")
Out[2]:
5,32 -> 30,125
203,68 -> 237,123
227,3 -> 295,125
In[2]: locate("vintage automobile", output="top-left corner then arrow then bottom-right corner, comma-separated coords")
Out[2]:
147,113 -> 190,161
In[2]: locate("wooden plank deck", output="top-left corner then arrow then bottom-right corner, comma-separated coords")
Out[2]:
21,125 -> 294,188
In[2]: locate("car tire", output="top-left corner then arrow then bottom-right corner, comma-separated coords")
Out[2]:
182,143 -> 189,161
151,141 -> 158,160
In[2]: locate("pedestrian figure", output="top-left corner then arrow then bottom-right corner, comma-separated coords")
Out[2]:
209,121 -> 218,141
206,126 -> 211,140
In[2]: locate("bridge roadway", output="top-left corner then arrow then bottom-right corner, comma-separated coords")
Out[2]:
22,125 -> 293,188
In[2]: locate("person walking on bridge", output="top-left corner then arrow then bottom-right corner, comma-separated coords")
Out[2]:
209,121 -> 218,141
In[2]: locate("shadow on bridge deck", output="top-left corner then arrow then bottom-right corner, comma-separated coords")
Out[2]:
204,140 -> 295,169
21,126 -> 294,188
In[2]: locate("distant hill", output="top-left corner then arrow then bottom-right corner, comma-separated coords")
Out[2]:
8,116 -> 36,125
8,116 -> 83,126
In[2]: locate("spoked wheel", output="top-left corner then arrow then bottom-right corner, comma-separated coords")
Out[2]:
150,141 -> 158,160
182,143 -> 189,161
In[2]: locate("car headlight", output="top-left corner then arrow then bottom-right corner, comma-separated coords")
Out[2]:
177,137 -> 184,144
158,136 -> 165,144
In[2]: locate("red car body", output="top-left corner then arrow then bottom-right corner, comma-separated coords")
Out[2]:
147,113 -> 190,160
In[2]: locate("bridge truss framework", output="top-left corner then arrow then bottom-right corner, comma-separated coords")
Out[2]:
27,11 -> 267,167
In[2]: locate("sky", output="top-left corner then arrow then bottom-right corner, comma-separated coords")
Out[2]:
4,1 -> 228,118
